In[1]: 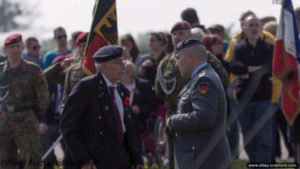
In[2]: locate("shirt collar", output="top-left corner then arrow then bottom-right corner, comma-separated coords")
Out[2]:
191,62 -> 208,79
102,74 -> 115,88
3,59 -> 26,73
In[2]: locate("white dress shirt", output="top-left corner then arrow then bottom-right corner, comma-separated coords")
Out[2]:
102,75 -> 126,132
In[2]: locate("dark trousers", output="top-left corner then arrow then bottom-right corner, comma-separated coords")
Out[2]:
273,108 -> 294,158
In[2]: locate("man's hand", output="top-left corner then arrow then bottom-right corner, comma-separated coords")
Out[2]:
141,59 -> 154,68
38,123 -> 48,135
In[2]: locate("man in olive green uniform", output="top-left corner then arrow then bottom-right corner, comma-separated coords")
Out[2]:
0,33 -> 50,169
155,21 -> 229,169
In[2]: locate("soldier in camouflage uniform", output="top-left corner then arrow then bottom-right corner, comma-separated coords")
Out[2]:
155,21 -> 229,169
61,60 -> 88,107
0,33 -> 50,169
61,32 -> 90,107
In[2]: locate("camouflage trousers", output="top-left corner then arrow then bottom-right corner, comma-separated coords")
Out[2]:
0,111 -> 41,169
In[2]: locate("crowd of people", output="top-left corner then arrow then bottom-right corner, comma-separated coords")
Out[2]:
0,6 -> 300,169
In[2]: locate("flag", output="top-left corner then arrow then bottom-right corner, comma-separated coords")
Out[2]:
83,0 -> 118,74
272,0 -> 300,125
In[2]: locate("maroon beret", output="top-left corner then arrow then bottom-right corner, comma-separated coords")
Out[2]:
4,33 -> 22,46
171,21 -> 191,33
76,32 -> 88,45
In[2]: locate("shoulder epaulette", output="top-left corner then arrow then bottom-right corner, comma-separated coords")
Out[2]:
198,70 -> 207,78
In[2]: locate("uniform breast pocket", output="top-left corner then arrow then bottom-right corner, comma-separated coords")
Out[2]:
178,92 -> 191,114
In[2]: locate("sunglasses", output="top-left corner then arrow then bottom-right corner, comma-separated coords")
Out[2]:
56,34 -> 67,40
32,45 -> 41,50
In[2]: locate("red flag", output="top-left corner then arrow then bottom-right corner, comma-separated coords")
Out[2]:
83,0 -> 118,74
272,0 -> 300,125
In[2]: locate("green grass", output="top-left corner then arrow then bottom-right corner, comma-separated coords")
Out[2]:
54,165 -> 63,169
232,159 -> 249,169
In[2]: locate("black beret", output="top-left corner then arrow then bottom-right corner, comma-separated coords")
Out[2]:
93,45 -> 123,63
4,33 -> 22,46
175,39 -> 202,54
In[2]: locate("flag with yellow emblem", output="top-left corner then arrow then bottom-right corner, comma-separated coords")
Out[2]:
83,0 -> 118,74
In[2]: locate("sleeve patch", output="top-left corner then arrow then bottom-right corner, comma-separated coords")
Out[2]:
199,83 -> 208,95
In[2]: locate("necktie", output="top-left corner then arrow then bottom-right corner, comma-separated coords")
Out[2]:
109,86 -> 124,143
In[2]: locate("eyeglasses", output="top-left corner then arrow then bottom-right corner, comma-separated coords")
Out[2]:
56,34 -> 67,40
32,45 -> 41,50
106,60 -> 125,65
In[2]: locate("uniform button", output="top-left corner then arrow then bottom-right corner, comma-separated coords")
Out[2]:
98,116 -> 102,120
100,147 -> 104,150
105,106 -> 109,110
99,131 -> 103,135
192,146 -> 195,150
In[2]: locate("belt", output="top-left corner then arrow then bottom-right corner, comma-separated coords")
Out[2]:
0,105 -> 33,113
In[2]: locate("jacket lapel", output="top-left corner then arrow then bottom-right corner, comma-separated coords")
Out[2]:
177,79 -> 191,99
116,82 -> 132,131
96,73 -> 120,142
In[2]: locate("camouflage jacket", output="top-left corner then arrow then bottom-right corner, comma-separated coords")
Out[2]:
155,52 -> 188,112
62,62 -> 88,107
43,62 -> 66,85
0,59 -> 50,117
207,52 -> 229,90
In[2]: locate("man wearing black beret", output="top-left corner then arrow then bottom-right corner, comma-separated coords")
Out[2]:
60,45 -> 144,169
166,39 -> 231,169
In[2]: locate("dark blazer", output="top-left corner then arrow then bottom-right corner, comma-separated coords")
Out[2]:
169,64 -> 231,169
60,72 -> 143,169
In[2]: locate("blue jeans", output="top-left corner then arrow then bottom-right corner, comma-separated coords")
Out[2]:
227,98 -> 240,159
239,100 -> 274,164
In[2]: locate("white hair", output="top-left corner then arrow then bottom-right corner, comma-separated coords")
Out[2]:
95,63 -> 102,72
191,27 -> 205,42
